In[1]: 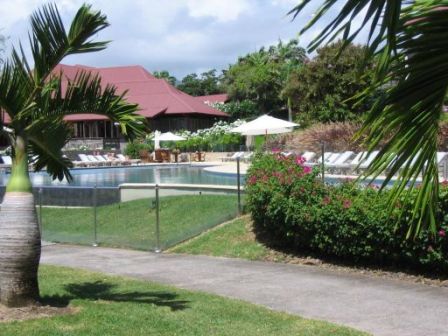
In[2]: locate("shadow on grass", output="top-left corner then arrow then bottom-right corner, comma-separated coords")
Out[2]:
41,281 -> 190,311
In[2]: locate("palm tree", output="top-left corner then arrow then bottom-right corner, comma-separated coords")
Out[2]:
289,1 -> 448,237
0,4 -> 145,307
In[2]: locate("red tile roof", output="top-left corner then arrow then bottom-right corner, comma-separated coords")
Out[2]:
2,64 -> 229,123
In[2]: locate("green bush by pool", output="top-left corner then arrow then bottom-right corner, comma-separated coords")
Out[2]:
246,153 -> 448,273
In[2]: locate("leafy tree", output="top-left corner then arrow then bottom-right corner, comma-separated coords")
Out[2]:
211,100 -> 258,121
153,70 -> 177,86
222,39 -> 306,118
0,4 -> 144,307
290,1 -> 448,237
177,69 -> 222,96
282,42 -> 376,127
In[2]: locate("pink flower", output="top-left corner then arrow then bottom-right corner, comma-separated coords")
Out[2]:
247,176 -> 257,185
295,156 -> 306,166
272,148 -> 281,153
343,199 -> 352,209
303,166 -> 312,174
439,229 -> 446,238
322,196 -> 331,205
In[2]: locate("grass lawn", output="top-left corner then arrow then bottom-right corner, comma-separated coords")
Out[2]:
170,215 -> 282,261
0,265 -> 367,336
41,194 -> 238,250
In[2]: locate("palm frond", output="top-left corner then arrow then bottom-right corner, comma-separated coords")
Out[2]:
27,122 -> 73,181
0,57 -> 34,124
30,3 -> 109,86
289,1 -> 403,52
22,70 -> 146,141
359,3 -> 448,237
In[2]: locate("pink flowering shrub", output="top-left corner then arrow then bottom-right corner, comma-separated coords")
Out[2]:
246,153 -> 448,273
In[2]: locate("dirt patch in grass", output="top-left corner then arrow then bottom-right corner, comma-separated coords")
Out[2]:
0,304 -> 78,323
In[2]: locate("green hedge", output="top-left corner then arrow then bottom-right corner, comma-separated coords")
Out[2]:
246,153 -> 448,272
124,141 -> 154,159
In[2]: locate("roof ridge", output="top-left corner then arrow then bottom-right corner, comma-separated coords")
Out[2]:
158,79 -> 198,112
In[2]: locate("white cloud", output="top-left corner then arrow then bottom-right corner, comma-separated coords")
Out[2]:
0,0 -> 41,27
0,0 -> 370,78
184,0 -> 252,22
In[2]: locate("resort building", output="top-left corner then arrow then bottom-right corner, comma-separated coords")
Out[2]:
0,64 -> 229,149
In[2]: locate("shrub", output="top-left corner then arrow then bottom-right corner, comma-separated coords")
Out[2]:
124,140 -> 154,159
176,120 -> 244,152
246,153 -> 448,273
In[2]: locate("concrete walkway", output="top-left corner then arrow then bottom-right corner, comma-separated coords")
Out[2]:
41,245 -> 448,336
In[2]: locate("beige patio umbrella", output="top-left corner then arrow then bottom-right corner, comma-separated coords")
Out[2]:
230,114 -> 298,136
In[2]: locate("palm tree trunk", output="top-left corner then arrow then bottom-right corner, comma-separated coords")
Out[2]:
0,136 -> 41,307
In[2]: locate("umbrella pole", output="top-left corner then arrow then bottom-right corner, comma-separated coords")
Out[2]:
265,129 -> 267,152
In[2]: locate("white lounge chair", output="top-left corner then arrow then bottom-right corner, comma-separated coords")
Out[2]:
301,151 -> 316,162
359,151 -> 379,169
77,154 -> 96,167
348,151 -> 379,173
1,155 -> 12,165
438,152 -> 448,179
94,155 -> 111,166
223,152 -> 244,162
117,154 -> 140,165
86,155 -> 105,166
242,152 -> 254,162
326,151 -> 354,174
306,152 -> 335,167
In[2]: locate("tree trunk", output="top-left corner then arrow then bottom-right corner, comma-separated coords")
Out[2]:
0,192 -> 41,307
0,136 -> 41,307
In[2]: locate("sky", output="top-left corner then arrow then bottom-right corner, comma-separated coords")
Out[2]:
0,0 -> 369,79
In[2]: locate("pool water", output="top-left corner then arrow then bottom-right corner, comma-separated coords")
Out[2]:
0,165 -> 241,187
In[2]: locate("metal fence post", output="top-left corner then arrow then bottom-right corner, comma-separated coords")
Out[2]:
321,142 -> 325,182
38,188 -> 43,236
444,160 -> 447,180
237,157 -> 242,215
155,184 -> 161,253
93,185 -> 98,247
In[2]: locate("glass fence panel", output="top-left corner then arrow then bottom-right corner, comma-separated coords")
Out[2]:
39,187 -> 101,245
158,188 -> 240,250
96,188 -> 156,250
35,184 -> 242,252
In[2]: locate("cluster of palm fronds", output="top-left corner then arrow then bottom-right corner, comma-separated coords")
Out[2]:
290,0 -> 448,237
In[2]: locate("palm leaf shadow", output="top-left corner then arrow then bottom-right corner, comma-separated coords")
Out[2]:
41,280 -> 190,311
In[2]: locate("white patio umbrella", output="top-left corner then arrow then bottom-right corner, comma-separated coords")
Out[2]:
231,114 -> 298,136
157,132 -> 186,141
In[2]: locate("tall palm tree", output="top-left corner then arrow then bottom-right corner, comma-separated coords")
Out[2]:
0,4 -> 145,307
289,1 -> 448,238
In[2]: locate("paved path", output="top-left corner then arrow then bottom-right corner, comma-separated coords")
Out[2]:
41,245 -> 448,336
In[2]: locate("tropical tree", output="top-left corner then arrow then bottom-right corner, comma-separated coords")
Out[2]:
153,70 -> 177,86
0,4 -> 145,307
222,38 -> 306,118
289,1 -> 448,237
211,100 -> 258,121
282,41 -> 377,126
177,69 -> 222,96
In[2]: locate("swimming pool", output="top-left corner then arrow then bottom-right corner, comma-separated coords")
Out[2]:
0,165 -> 241,187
